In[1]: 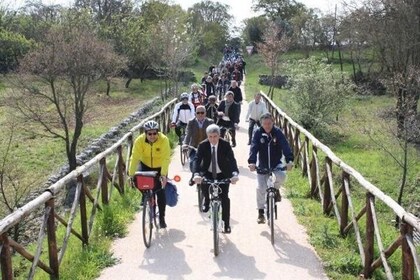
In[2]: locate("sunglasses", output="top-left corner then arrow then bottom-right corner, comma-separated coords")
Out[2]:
147,132 -> 158,136
196,112 -> 205,114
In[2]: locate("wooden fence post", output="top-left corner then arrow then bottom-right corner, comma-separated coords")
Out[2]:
310,146 -> 318,198
294,130 -> 300,165
0,233 -> 13,280
45,198 -> 59,280
340,172 -> 350,236
100,158 -> 109,205
302,137 -> 309,177
323,157 -> 332,215
401,222 -> 414,280
117,145 -> 125,195
364,192 -> 375,278
283,119 -> 289,139
78,175 -> 89,246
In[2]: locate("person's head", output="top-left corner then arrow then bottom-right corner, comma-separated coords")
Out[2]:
225,91 -> 234,102
208,95 -> 217,104
206,76 -> 213,83
180,92 -> 189,104
143,120 -> 159,143
206,124 -> 220,145
260,113 -> 274,133
191,84 -> 199,92
254,92 -> 262,103
195,105 -> 206,120
230,80 -> 237,88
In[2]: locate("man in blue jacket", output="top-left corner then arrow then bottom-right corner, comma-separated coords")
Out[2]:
248,113 -> 294,224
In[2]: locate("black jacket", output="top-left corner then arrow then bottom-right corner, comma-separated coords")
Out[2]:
229,86 -> 243,103
217,100 -> 240,124
193,139 -> 239,179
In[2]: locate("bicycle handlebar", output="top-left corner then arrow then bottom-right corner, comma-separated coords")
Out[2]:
201,178 -> 231,184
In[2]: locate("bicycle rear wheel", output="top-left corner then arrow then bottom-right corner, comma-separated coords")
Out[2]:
142,196 -> 153,248
180,145 -> 186,165
268,194 -> 275,245
197,184 -> 203,212
213,204 -> 220,256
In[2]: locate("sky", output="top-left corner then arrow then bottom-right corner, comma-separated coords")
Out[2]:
6,0 -> 341,26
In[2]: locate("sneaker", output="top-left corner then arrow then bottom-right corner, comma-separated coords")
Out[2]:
275,189 -> 282,202
159,217 -> 167,229
257,214 -> 265,224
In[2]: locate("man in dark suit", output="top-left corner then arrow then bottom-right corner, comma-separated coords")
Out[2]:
183,105 -> 214,185
193,124 -> 239,233
217,91 -> 240,147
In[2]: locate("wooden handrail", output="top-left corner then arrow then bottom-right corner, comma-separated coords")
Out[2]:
0,98 -> 177,235
260,91 -> 420,232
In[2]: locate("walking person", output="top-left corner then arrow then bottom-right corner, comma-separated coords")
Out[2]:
193,124 -> 239,233
245,92 -> 268,145
129,121 -> 171,228
248,113 -> 294,224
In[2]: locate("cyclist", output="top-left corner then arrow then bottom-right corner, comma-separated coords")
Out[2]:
193,124 -> 239,234
205,95 -> 219,123
172,92 -> 195,143
217,91 -> 240,147
247,113 -> 294,224
203,76 -> 216,103
245,92 -> 268,145
189,84 -> 205,108
228,80 -> 243,118
182,105 -> 214,185
128,120 -> 171,228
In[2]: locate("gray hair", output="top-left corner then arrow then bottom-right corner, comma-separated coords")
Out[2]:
254,92 -> 262,97
206,124 -> 220,135
196,105 -> 205,112
260,112 -> 274,122
225,91 -> 234,97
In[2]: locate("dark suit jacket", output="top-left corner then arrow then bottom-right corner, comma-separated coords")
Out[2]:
217,100 -> 240,124
193,138 -> 239,179
183,118 -> 214,148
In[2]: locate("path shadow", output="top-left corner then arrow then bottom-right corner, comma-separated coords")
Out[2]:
260,225 -> 326,279
212,237 -> 266,279
139,229 -> 192,279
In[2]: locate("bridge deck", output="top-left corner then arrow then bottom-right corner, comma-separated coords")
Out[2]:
98,88 -> 328,280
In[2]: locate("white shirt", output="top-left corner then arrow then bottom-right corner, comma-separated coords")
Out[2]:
208,143 -> 221,174
246,100 -> 268,121
172,101 -> 195,124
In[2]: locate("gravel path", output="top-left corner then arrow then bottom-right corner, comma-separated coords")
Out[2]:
98,84 -> 328,280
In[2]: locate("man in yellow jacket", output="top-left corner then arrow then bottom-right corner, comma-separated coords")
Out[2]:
129,120 -> 171,228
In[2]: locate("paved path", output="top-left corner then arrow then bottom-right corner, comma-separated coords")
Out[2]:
98,86 -> 328,280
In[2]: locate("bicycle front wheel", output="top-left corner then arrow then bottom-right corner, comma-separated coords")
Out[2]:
268,194 -> 275,245
142,196 -> 153,248
197,184 -> 203,212
213,204 -> 220,256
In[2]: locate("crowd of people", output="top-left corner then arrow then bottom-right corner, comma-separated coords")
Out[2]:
128,48 -> 294,234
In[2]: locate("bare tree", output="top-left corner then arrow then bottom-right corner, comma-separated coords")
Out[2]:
8,25 -> 124,172
257,22 -> 291,99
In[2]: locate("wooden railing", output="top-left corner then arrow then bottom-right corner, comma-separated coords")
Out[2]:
260,92 -> 420,279
0,98 -> 177,280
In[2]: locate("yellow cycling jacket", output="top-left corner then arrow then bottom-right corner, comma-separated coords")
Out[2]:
128,132 -> 171,177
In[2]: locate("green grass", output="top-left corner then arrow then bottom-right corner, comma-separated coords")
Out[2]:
245,52 -> 420,279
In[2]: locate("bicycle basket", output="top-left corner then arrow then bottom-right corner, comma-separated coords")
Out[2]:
134,171 -> 157,190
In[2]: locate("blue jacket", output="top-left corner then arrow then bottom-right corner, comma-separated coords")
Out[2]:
248,126 -> 294,170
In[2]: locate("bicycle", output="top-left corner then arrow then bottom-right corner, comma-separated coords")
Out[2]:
172,124 -> 187,166
255,167 -> 282,245
200,177 -> 231,256
133,171 -> 161,248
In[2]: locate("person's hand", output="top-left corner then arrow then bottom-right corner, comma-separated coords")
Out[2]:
248,164 -> 256,172
217,111 -> 224,116
170,122 -> 176,128
230,176 -> 239,184
234,123 -> 239,130
286,162 -> 294,171
160,176 -> 168,188
193,175 -> 203,184
182,144 -> 188,151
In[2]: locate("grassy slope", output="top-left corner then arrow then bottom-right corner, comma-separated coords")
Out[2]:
244,50 -> 420,279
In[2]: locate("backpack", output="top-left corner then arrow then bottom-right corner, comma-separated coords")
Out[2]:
165,181 -> 178,207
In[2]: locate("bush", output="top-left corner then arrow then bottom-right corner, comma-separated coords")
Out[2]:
285,57 -> 354,133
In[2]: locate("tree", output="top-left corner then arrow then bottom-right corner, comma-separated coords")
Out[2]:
256,22 -> 291,99
242,16 -> 269,47
252,0 -> 305,22
10,23 -> 124,172
285,57 -> 354,133
0,29 -> 34,73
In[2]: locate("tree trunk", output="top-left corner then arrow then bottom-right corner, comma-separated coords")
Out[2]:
106,79 -> 111,96
125,78 -> 132,89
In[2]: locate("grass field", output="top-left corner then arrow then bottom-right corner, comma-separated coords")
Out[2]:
244,51 -> 420,279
